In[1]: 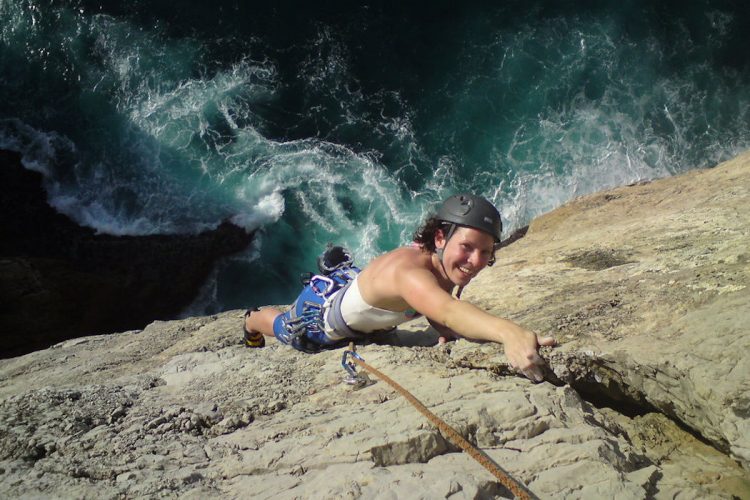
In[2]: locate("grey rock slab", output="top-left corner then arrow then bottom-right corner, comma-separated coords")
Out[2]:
2,152 -> 750,498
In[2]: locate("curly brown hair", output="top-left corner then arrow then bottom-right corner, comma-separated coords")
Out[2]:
412,217 -> 449,253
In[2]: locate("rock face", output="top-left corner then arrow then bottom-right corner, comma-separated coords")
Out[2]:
0,152 -> 749,499
0,149 -> 254,357
474,152 -> 750,471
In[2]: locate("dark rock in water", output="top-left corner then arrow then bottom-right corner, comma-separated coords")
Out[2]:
0,149 -> 253,358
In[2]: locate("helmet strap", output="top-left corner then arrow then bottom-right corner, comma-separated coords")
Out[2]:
444,223 -> 457,242
435,223 -> 455,264
435,222 -> 457,283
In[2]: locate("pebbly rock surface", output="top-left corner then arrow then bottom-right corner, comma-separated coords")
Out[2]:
0,149 -> 254,357
0,152 -> 749,499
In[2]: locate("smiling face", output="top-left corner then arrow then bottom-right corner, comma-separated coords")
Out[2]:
434,226 -> 496,287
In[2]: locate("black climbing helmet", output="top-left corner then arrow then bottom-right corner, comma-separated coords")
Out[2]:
436,194 -> 503,242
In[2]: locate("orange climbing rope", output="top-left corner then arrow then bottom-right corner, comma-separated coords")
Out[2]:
342,347 -> 539,500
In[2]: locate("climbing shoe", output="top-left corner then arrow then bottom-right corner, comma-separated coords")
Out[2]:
243,308 -> 265,348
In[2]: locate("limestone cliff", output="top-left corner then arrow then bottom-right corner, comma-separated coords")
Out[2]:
0,152 -> 748,499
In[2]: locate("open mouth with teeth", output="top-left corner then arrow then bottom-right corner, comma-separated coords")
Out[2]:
458,266 -> 475,278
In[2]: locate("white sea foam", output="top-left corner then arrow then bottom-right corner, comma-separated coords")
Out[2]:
4,1 -> 750,312
230,190 -> 285,231
0,119 -> 74,178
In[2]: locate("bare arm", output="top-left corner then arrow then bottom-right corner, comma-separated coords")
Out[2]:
398,267 -> 555,381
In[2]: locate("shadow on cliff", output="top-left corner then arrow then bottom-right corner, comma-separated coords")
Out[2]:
364,326 -> 442,348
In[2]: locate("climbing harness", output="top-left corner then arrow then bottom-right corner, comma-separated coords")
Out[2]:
275,245 -> 362,353
275,266 -> 360,351
341,345 -> 539,500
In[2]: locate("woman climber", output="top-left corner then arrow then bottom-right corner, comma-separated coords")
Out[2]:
243,193 -> 555,382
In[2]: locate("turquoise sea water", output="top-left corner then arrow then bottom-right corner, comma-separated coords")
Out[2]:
2,1 -> 750,311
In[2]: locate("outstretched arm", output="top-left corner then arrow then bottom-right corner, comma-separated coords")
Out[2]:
398,268 -> 555,381
444,300 -> 556,381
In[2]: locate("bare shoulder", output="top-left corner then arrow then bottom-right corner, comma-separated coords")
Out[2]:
358,246 -> 437,309
365,246 -> 431,274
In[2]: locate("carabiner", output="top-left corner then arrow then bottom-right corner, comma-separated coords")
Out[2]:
341,350 -> 365,385
310,275 -> 336,296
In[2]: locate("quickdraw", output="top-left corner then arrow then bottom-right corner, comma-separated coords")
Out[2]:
341,349 -> 366,385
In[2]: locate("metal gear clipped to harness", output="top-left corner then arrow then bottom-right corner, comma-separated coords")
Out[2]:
317,244 -> 355,275
300,244 -> 356,286
279,244 -> 361,353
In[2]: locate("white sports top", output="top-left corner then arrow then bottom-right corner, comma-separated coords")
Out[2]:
324,275 -> 420,339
